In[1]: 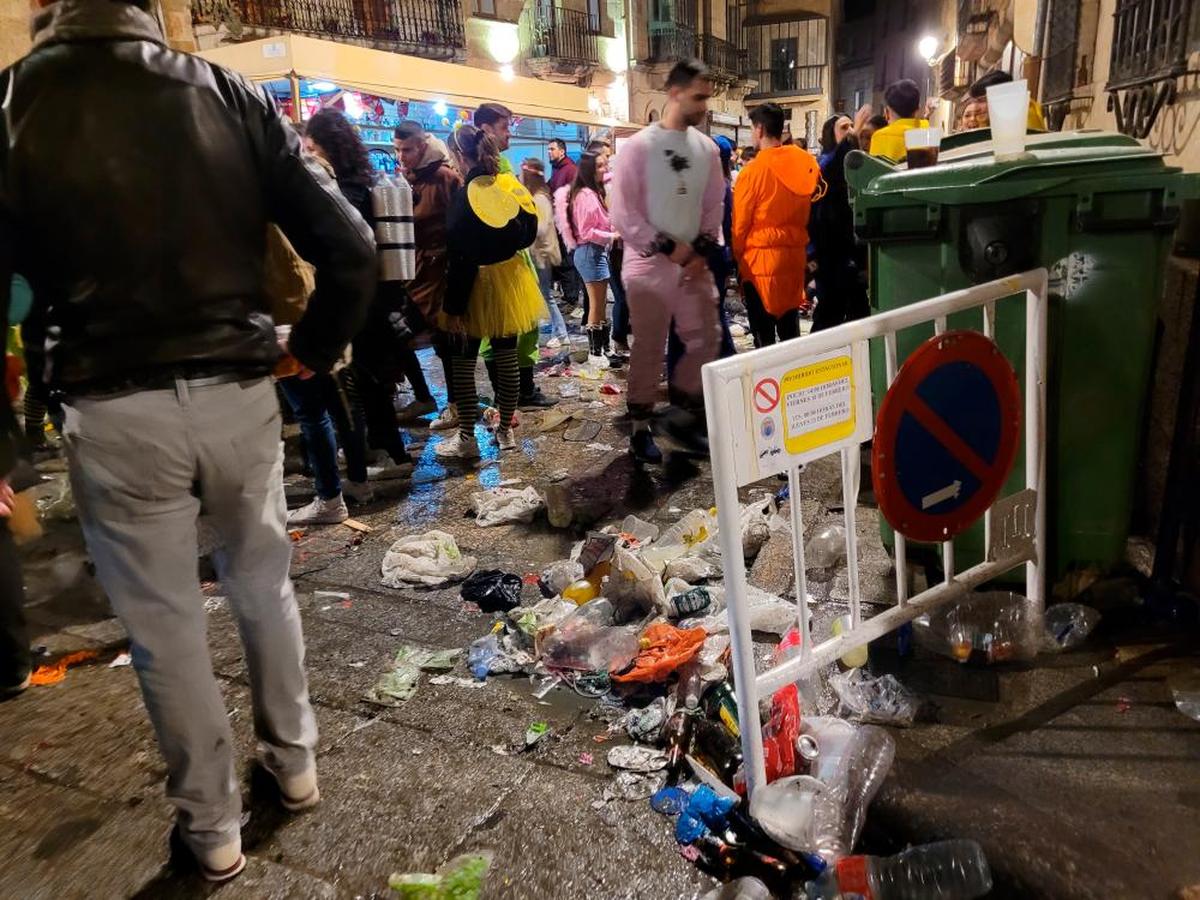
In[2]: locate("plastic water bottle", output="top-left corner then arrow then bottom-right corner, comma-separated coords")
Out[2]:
807,840 -> 992,899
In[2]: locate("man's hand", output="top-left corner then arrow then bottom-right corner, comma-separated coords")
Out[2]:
854,104 -> 873,134
0,479 -> 14,518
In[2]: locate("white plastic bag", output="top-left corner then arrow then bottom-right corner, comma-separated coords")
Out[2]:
469,487 -> 544,527
380,530 -> 477,587
604,544 -> 670,619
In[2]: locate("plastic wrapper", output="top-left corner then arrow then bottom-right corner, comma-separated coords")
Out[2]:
686,585 -> 797,637
541,609 -> 639,673
624,696 -> 672,742
388,851 -> 492,899
612,622 -> 707,684
1042,602 -> 1101,651
541,559 -> 585,596
804,523 -> 846,569
508,597 -> 576,637
618,514 -> 660,544
829,669 -> 920,727
915,591 -> 1043,665
606,745 -> 668,772
380,531 -> 477,587
664,552 -> 721,583
740,496 -> 775,561
469,486 -> 544,526
459,570 -> 523,612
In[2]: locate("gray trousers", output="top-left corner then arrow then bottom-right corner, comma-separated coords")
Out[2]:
62,377 -> 317,854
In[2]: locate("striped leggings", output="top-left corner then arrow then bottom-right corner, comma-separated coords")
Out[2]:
451,334 -> 518,440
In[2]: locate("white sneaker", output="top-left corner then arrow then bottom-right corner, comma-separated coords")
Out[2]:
197,840 -> 246,883
367,461 -> 414,481
434,432 -> 481,460
494,426 -> 517,450
275,767 -> 321,812
286,494 -> 349,526
429,404 -> 459,431
342,480 -> 375,504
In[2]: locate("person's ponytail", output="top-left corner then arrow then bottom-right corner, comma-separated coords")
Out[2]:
450,124 -> 500,176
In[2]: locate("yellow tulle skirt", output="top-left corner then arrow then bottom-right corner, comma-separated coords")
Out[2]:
445,255 -> 546,339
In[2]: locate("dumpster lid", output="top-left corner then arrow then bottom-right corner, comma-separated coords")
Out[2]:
937,128 -> 1141,160
846,134 -> 1180,205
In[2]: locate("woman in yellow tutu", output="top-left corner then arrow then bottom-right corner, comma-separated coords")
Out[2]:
436,124 -> 544,459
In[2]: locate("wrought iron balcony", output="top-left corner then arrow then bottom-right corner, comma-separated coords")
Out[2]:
745,63 -> 823,98
647,20 -> 698,62
520,6 -> 600,68
699,33 -> 747,82
192,0 -> 466,59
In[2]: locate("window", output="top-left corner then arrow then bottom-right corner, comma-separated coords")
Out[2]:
475,0 -> 496,16
726,1 -> 742,43
1043,0 -> 1081,101
587,0 -> 601,31
770,37 -> 799,92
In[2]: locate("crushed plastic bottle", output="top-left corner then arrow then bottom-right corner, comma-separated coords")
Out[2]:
804,523 -> 846,569
1042,602 -> 1101,651
807,840 -> 993,900
829,669 -> 921,727
467,634 -> 500,681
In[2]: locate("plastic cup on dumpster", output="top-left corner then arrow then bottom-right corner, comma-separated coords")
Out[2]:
903,128 -> 942,169
986,79 -> 1030,160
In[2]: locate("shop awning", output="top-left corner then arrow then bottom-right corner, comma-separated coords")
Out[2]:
197,34 -> 605,125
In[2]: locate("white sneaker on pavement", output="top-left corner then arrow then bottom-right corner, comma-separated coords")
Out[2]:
429,403 -> 459,431
198,841 -> 246,883
286,494 -> 349,526
434,432 -> 481,460
494,426 -> 517,450
342,480 -> 375,504
275,767 -> 321,812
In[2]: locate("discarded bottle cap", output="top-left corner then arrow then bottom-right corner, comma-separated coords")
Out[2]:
796,733 -> 820,763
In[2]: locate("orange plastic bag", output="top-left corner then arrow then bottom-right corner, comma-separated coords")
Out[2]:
612,623 -> 706,684
29,650 -> 100,686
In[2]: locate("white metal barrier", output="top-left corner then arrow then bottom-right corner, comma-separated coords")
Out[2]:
702,269 -> 1049,796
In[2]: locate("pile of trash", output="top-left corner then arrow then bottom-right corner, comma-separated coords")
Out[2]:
419,503 -> 1001,898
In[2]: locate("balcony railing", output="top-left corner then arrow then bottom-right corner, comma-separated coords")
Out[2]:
1106,0 -> 1193,89
520,6 -> 600,66
192,0 -> 466,57
699,33 -> 748,81
647,21 -> 698,62
745,63 -> 823,98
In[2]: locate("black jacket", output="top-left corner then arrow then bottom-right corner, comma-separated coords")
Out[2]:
0,0 -> 375,474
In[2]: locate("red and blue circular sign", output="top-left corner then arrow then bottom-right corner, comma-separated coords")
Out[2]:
872,330 -> 1021,543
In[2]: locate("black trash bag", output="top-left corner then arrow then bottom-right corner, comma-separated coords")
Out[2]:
461,570 -> 523,612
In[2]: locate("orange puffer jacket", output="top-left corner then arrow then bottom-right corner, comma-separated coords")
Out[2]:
732,145 -> 822,316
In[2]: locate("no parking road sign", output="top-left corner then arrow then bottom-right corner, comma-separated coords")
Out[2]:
872,330 -> 1021,543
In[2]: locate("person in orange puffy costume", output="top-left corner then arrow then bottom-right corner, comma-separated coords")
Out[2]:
732,102 -> 823,347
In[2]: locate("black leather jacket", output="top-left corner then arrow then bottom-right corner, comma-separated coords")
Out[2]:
0,1 -> 375,474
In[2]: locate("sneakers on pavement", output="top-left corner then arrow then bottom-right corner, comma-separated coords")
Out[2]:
429,404 -> 459,431
434,432 -> 481,460
630,428 -> 663,464
342,480 -> 375,505
494,426 -> 517,450
395,398 -> 436,421
287,494 -> 348,526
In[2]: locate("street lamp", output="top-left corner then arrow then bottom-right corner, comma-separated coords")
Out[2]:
918,35 -> 939,63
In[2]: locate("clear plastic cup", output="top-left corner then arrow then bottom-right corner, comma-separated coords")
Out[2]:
986,79 -> 1030,161
903,127 -> 942,169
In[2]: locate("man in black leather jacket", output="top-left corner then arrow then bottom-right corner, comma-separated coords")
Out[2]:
0,0 -> 376,882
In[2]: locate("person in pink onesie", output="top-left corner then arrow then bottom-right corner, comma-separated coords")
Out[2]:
609,59 -> 725,463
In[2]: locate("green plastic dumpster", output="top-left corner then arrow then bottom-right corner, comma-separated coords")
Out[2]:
845,132 -> 1198,583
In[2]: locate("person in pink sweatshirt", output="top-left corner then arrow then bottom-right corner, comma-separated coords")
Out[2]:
554,150 -> 617,364
609,59 -> 725,463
